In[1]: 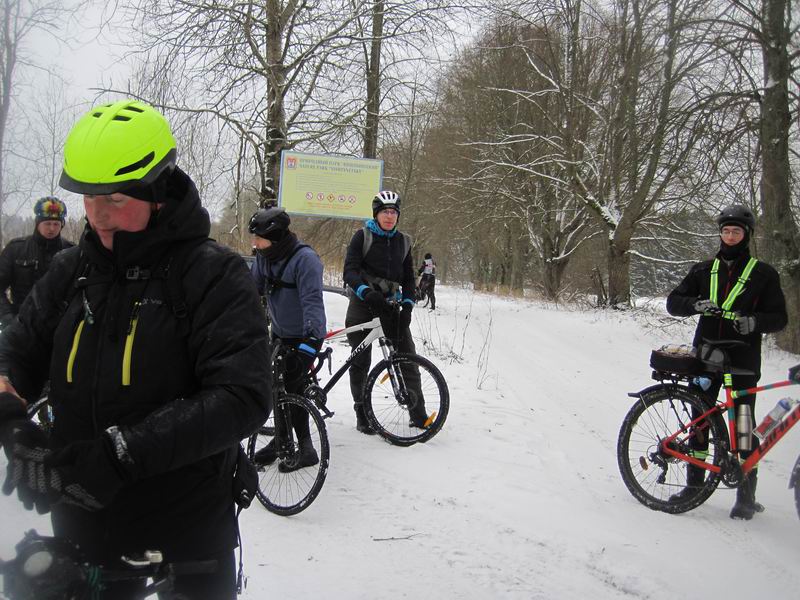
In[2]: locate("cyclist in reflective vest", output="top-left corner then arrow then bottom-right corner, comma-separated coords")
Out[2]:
666,205 -> 787,520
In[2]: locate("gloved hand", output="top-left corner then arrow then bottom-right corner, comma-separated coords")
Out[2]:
46,433 -> 130,511
363,289 -> 389,316
693,299 -> 721,315
1,420 -> 56,513
732,314 -> 756,335
398,302 -> 413,329
295,337 -> 322,371
2,425 -> 129,514
788,364 -> 800,382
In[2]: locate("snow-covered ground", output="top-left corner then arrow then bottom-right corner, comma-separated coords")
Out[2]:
2,285 -> 799,599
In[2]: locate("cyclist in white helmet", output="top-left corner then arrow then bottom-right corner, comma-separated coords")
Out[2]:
342,190 -> 428,434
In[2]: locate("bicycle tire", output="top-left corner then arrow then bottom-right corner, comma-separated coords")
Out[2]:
796,478 -> 800,522
247,393 -> 329,516
617,384 -> 728,514
363,353 -> 449,447
793,455 -> 800,521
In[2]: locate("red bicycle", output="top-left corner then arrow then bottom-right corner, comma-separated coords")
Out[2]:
617,339 -> 800,516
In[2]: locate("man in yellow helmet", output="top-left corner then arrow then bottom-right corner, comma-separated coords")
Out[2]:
0,196 -> 73,329
0,100 -> 271,598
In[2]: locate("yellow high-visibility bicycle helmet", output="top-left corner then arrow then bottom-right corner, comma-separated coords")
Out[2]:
59,99 -> 176,197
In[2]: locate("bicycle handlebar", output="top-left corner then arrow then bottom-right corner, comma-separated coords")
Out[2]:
1,530 -> 217,600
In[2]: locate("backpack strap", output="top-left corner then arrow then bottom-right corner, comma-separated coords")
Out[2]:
362,227 -> 411,260
362,227 -> 373,257
161,238 -> 210,335
265,244 -> 309,295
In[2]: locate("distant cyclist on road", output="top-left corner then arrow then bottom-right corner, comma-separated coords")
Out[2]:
417,252 -> 436,310
249,206 -> 326,471
343,190 -> 429,434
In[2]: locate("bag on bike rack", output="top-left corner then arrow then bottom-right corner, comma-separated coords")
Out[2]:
649,344 -> 702,375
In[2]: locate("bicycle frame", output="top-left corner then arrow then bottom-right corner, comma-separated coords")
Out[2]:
315,317 -> 396,396
660,376 -> 800,476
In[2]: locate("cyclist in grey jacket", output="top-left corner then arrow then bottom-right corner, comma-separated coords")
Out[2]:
250,207 -> 326,470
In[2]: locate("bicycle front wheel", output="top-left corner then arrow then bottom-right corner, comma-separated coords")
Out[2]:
617,384 -> 728,514
247,393 -> 329,516
363,353 -> 449,446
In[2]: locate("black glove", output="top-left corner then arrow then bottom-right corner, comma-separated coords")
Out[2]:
398,302 -> 413,329
363,289 -> 389,316
2,425 -> 129,514
693,299 -> 720,315
788,364 -> 800,382
2,420 -> 57,513
295,337 -> 322,370
732,314 -> 756,335
46,433 -> 129,511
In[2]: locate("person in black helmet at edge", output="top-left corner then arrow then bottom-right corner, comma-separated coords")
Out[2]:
343,190 -> 430,434
666,205 -> 787,520
248,206 -> 326,471
0,99 -> 271,599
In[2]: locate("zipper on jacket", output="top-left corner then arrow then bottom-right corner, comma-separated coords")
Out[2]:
66,319 -> 85,383
122,302 -> 141,386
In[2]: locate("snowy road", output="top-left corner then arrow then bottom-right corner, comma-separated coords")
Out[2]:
2,286 -> 799,599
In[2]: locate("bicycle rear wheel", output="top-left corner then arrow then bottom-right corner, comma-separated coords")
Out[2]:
247,393 -> 329,516
617,384 -> 728,514
363,353 -> 449,446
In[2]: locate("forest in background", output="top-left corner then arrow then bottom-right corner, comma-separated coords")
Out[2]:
0,0 -> 798,349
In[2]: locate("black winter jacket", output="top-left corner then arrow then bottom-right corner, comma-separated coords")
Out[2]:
343,224 -> 415,302
666,250 -> 787,375
0,168 -> 271,557
0,231 -> 73,325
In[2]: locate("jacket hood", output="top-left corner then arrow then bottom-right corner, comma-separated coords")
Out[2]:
81,167 -> 210,269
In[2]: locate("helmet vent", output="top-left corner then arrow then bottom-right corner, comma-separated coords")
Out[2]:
92,112 -> 102,118
112,115 -> 131,121
115,151 -> 155,176
124,105 -> 145,113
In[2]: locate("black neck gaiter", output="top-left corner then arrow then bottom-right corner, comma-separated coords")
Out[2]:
258,231 -> 298,263
718,231 -> 750,261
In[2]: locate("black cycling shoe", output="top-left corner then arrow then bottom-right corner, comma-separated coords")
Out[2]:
355,409 -> 376,435
409,413 -> 431,429
253,439 -> 277,467
356,421 -> 377,435
278,444 -> 319,473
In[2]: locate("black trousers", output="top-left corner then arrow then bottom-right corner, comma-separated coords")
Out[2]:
345,298 -> 426,421
420,274 -> 436,309
274,335 -> 315,441
51,505 -> 237,600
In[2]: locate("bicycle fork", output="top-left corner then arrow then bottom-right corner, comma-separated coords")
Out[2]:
378,339 -> 409,407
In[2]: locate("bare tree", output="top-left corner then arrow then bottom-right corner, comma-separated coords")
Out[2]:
0,0 -> 84,245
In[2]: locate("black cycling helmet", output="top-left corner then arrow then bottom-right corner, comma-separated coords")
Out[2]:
717,205 -> 756,232
424,253 -> 432,259
372,190 -> 401,217
249,207 -> 291,241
